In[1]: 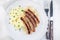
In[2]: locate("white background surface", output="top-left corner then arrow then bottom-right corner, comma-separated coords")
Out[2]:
54,0 -> 60,40
0,0 -> 60,40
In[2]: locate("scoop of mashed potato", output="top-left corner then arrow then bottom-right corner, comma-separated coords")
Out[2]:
9,6 -> 25,30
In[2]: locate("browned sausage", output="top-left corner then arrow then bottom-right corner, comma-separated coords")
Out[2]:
20,17 -> 30,34
22,10 -> 36,26
28,9 -> 40,23
25,11 -> 36,24
25,14 -> 35,32
25,11 -> 37,27
24,16 -> 32,32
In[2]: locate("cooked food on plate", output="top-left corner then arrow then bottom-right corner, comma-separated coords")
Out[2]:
9,6 -> 40,34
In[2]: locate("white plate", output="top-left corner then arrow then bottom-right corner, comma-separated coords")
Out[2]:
3,0 -> 48,40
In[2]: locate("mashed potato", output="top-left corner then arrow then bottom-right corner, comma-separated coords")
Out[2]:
9,6 -> 25,30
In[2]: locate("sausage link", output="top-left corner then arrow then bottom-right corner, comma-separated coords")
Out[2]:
20,17 -> 30,34
28,9 -> 40,23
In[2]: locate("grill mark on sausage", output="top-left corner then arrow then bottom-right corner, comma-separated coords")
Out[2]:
20,17 -> 30,34
25,15 -> 35,32
28,9 -> 40,23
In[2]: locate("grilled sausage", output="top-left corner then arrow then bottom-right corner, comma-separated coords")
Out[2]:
28,9 -> 40,23
22,10 -> 36,26
20,17 -> 30,34
25,14 -> 35,32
